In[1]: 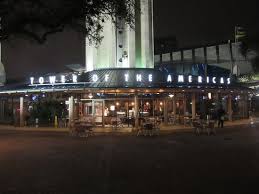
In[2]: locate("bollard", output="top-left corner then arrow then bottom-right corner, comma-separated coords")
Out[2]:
35,118 -> 39,128
54,116 -> 58,128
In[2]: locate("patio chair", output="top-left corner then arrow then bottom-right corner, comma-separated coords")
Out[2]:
144,123 -> 154,136
153,122 -> 160,136
69,120 -> 94,138
207,121 -> 216,135
69,120 -> 79,136
169,116 -> 175,125
111,117 -> 123,131
73,123 -> 87,137
184,117 -> 192,126
137,124 -> 145,136
192,121 -> 202,135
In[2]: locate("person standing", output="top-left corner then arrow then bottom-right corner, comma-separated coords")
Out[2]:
217,106 -> 226,128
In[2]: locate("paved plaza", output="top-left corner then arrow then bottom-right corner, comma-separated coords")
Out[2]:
0,124 -> 259,194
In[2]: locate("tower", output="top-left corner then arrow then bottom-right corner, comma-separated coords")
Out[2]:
0,17 -> 6,85
0,41 -> 6,85
85,0 -> 154,71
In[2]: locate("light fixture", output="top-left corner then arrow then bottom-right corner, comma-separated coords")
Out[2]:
110,105 -> 115,111
131,102 -> 135,106
116,102 -> 120,106
88,93 -> 93,99
160,102 -> 163,106
208,93 -> 212,100
169,94 -> 174,98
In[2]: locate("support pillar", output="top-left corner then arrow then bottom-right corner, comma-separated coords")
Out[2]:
0,100 -> 4,120
68,96 -> 74,128
19,97 -> 24,127
173,95 -> 176,117
102,101 -> 105,127
228,95 -> 233,121
192,93 -> 196,119
214,93 -> 219,108
164,99 -> 168,125
134,94 -> 139,128
243,94 -> 248,118
183,94 -> 187,115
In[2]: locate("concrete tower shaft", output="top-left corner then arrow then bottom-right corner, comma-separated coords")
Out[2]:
85,0 -> 154,71
0,17 -> 6,85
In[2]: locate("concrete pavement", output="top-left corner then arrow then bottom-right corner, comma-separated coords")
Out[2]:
0,123 -> 258,194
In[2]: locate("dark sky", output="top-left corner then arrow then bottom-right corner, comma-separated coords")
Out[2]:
2,0 -> 259,79
154,0 -> 259,47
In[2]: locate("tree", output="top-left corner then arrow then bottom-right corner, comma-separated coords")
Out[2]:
0,0 -> 135,44
239,31 -> 259,73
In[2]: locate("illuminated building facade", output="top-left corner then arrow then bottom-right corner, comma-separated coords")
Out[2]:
0,1 -> 254,129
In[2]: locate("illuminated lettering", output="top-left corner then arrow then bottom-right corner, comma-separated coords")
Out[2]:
27,73 -> 232,87
39,77 -> 44,84
212,77 -> 216,84
188,76 -> 193,83
61,75 -> 66,83
227,78 -> 231,85
30,77 -> 34,85
167,75 -> 172,82
72,75 -> 78,83
124,74 -> 129,82
198,76 -> 203,83
105,74 -> 109,82
207,77 -> 210,83
178,75 -> 184,83
136,74 -> 142,82
49,76 -> 56,84
220,77 -> 224,84
92,74 -> 98,82
148,74 -> 153,82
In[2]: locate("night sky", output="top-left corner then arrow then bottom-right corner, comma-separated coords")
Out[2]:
2,0 -> 259,79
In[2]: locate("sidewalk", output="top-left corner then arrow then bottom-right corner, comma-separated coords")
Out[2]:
0,124 -> 69,133
0,119 -> 254,134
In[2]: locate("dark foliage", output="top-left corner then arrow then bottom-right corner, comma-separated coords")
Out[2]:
0,0 -> 135,44
240,32 -> 259,73
30,99 -> 67,124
